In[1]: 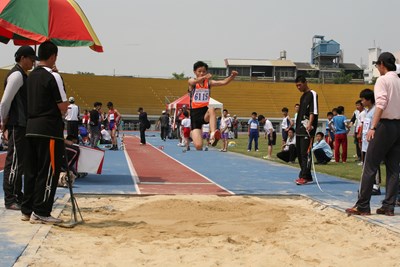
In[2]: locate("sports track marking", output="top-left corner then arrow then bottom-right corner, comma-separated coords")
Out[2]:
123,136 -> 232,195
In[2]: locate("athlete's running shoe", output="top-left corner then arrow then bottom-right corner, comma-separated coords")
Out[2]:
209,130 -> 221,147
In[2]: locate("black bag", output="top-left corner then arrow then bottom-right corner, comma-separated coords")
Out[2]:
145,119 -> 151,129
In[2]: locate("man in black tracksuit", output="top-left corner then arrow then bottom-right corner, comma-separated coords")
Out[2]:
294,76 -> 319,186
21,41 -> 69,224
1,46 -> 37,210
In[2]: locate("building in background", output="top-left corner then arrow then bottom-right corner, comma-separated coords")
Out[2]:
206,35 -> 364,84
364,46 -> 381,84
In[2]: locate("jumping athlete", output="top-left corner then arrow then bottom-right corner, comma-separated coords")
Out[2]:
106,102 -> 121,150
188,61 -> 238,150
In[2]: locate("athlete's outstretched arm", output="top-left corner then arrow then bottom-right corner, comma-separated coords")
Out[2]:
210,70 -> 238,87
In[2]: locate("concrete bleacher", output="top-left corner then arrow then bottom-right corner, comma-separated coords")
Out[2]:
0,69 -> 368,119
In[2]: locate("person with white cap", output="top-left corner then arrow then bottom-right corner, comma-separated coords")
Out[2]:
65,96 -> 80,141
1,46 -> 37,210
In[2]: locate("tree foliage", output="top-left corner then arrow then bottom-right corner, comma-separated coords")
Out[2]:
172,72 -> 186,80
333,71 -> 353,84
76,71 -> 95,75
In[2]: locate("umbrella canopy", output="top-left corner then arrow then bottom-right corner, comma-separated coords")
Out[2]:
0,0 -> 103,52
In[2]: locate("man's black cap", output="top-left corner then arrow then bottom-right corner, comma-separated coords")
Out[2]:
14,46 -> 39,61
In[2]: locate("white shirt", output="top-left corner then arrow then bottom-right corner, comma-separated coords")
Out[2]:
263,119 -> 274,135
283,136 -> 296,151
220,116 -> 231,133
0,71 -> 23,123
101,128 -> 111,141
361,106 -> 375,152
202,123 -> 210,133
65,103 -> 79,121
181,118 -> 191,128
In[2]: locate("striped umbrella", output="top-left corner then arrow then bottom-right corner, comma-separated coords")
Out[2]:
0,0 -> 103,52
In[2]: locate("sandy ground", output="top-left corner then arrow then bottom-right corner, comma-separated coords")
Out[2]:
23,195 -> 400,267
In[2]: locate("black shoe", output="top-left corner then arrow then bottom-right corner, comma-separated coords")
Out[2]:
372,188 -> 381,195
6,203 -> 21,210
376,207 -> 394,216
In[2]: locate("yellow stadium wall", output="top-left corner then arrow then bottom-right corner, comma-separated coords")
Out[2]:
0,69 -> 370,119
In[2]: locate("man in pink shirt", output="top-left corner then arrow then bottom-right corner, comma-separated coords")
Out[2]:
346,52 -> 400,216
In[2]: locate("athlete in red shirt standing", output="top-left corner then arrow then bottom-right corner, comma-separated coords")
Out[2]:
106,102 -> 121,150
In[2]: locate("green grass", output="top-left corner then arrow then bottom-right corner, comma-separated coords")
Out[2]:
226,134 -> 386,184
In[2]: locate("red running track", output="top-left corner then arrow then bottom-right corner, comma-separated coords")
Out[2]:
0,153 -> 6,170
124,136 -> 231,195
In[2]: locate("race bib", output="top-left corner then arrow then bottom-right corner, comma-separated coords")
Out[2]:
109,113 -> 115,121
192,89 -> 209,103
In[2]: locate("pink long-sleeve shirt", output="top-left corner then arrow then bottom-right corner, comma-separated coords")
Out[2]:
374,71 -> 400,119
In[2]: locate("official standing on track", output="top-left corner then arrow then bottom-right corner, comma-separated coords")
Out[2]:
346,52 -> 400,216
21,41 -> 69,224
294,76 -> 318,186
1,46 -> 37,210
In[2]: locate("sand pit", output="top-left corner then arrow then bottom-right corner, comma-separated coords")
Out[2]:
22,195 -> 400,266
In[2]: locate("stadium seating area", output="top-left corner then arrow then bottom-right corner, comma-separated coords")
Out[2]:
0,69 -> 368,119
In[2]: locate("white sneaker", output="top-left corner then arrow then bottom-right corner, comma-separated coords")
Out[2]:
247,150 -> 250,152
263,155 -> 272,160
21,213 -> 30,221
30,212 -> 63,225
357,162 -> 363,166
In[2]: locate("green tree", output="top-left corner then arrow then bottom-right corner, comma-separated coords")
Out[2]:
76,71 -> 95,75
333,71 -> 353,84
172,72 -> 186,80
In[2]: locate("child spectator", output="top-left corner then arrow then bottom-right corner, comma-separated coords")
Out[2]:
277,128 -> 296,163
348,100 -> 364,162
82,109 -> 89,128
359,88 -> 381,195
258,114 -> 276,160
247,112 -> 259,152
181,110 -> 191,151
312,132 -> 333,164
332,105 -> 348,163
100,125 -> 112,145
202,123 -> 210,151
281,107 -> 293,145
325,111 -> 335,149
332,107 -> 338,117
219,109 -> 231,152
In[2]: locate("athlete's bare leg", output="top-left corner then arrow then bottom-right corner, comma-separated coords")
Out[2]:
111,128 -> 117,146
191,129 -> 203,150
204,108 -> 216,133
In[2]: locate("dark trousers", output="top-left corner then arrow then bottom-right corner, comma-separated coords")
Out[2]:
21,137 -> 64,217
67,121 -> 79,140
233,128 -> 238,139
161,126 -> 168,140
89,124 -> 100,148
313,148 -> 331,164
140,126 -> 146,144
277,144 -> 297,162
296,135 -> 313,180
3,126 -> 26,206
356,120 -> 400,212
247,131 -> 259,150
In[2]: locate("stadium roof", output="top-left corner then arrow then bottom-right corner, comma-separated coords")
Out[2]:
225,58 -> 296,67
339,63 -> 362,70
